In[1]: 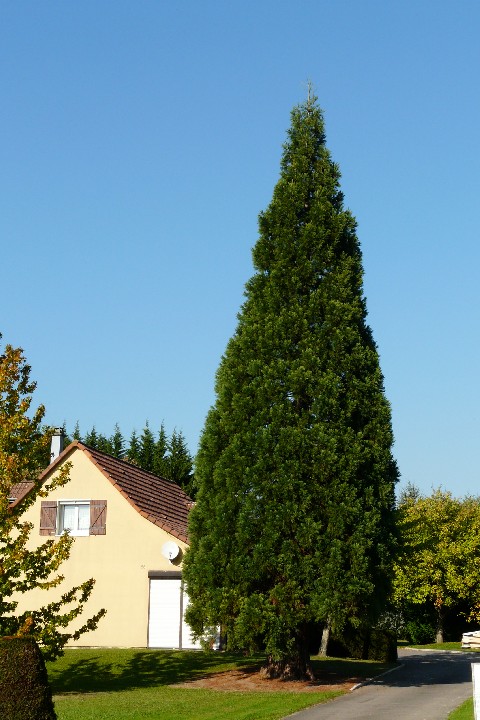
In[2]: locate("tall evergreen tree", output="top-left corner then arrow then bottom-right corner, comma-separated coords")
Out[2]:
72,421 -> 81,441
83,426 -> 98,449
166,429 -> 194,497
110,424 -> 125,459
127,429 -> 141,466
139,422 -> 155,473
184,95 -> 398,679
96,433 -> 113,455
153,423 -> 168,478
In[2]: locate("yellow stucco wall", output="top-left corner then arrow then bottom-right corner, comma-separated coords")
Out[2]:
14,448 -> 188,648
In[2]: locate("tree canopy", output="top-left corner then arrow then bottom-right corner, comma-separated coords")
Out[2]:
393,488 -> 480,642
0,338 -> 105,659
183,95 -> 398,679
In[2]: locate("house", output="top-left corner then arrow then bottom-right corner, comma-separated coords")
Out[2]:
12,431 -> 202,649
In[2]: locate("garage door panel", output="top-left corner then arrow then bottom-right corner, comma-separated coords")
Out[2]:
148,578 -> 181,648
148,578 -> 201,649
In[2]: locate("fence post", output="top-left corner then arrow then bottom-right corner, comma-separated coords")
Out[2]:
472,663 -> 480,720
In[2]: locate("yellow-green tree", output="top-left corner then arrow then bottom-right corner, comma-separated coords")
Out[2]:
0,338 -> 105,659
393,488 -> 480,643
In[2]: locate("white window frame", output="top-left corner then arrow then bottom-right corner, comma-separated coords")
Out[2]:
57,500 -> 90,536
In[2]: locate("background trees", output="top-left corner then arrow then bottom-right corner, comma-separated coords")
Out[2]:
0,338 -> 105,659
70,421 -> 195,496
183,95 -> 398,679
393,487 -> 480,643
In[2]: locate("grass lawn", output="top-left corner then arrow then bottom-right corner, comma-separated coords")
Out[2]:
47,649 -> 392,720
448,697 -> 474,720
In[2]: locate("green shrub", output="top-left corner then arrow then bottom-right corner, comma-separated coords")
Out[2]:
328,625 -> 397,662
0,636 -> 56,719
404,619 -> 436,645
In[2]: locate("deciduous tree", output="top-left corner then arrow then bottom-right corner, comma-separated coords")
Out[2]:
393,489 -> 480,643
184,94 -> 398,679
0,338 -> 105,659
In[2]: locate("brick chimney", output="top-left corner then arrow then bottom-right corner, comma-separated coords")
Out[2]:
50,427 -> 65,462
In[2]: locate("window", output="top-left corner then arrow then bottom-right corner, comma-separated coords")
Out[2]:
40,500 -> 107,536
58,501 -> 90,536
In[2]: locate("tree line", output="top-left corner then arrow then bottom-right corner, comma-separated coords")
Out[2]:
65,422 -> 195,498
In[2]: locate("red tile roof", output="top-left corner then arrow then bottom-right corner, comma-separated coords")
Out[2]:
9,481 -> 35,508
40,441 -> 194,543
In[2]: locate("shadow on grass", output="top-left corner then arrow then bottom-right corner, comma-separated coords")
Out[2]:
47,649 -> 262,694
47,649 -> 394,695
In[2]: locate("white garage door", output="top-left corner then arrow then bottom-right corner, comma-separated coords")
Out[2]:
148,578 -> 201,649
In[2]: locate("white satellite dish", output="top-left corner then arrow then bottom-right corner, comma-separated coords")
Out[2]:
161,541 -> 180,561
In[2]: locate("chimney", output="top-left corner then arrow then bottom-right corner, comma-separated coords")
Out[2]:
50,427 -> 65,462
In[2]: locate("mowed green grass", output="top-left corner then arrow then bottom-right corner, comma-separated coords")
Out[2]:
448,697 -> 474,720
47,649 -> 391,720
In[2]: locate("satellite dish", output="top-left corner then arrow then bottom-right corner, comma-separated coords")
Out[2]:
161,541 -> 180,561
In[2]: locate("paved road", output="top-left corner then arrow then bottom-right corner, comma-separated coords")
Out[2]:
285,649 -> 478,720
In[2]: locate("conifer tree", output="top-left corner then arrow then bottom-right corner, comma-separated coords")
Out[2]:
83,426 -> 98,449
96,434 -> 113,455
110,424 -> 125,459
184,94 -> 398,679
127,430 -> 141,466
139,422 -> 155,473
153,423 -> 168,478
166,429 -> 195,497
72,422 -> 81,441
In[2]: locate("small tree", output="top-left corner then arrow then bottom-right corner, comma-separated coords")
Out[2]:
393,489 -> 480,643
184,94 -> 398,679
0,339 -> 105,659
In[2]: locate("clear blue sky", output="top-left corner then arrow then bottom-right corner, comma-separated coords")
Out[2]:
1,1 -> 479,497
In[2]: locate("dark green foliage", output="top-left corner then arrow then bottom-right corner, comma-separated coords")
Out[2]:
404,617 -> 436,645
110,424 -> 126,459
167,429 -> 195,497
127,429 -> 141,466
97,433 -> 114,455
153,423 -> 169,478
140,422 -> 156,472
83,426 -> 99,449
72,421 -> 81,441
184,95 -> 398,678
0,636 -> 56,719
327,625 -> 397,662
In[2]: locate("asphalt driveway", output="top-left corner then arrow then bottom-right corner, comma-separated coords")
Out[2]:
285,649 -> 478,720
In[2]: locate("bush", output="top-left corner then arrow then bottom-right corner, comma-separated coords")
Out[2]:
0,636 -> 56,719
404,619 -> 436,645
328,625 -> 397,662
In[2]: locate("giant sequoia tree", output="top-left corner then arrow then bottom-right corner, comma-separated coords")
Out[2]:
184,95 -> 398,679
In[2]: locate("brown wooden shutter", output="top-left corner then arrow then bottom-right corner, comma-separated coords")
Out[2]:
90,500 -> 107,535
40,501 -> 57,536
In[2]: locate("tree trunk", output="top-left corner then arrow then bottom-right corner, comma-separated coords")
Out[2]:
260,633 -> 315,681
436,610 -> 444,644
319,623 -> 330,657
